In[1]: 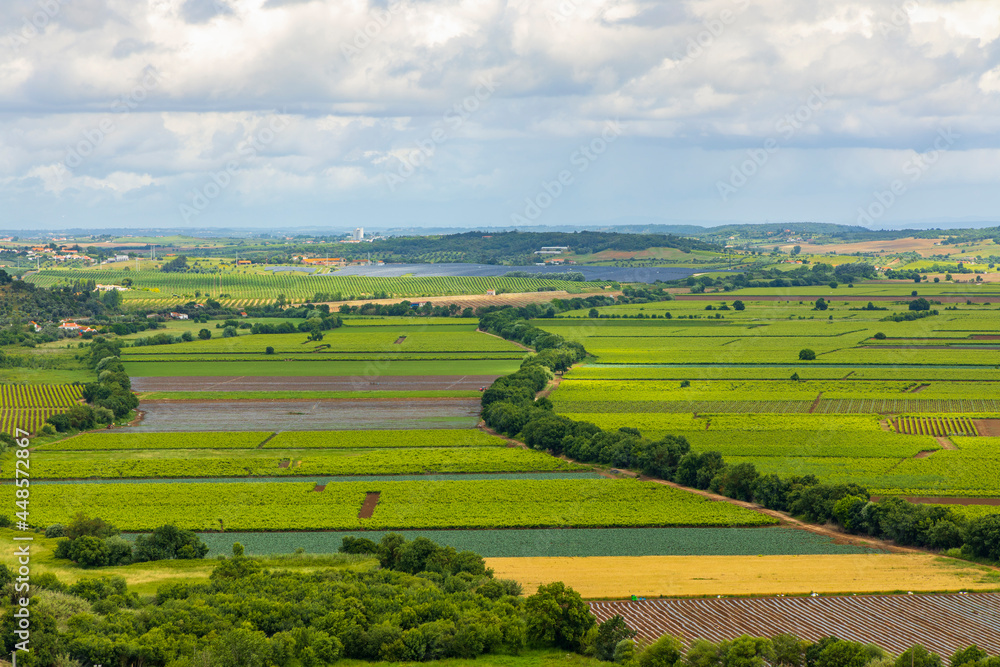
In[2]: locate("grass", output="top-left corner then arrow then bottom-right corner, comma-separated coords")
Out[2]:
0,528 -> 375,597
485,554 -> 1000,599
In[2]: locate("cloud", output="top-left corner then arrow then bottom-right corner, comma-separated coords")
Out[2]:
0,0 -> 998,229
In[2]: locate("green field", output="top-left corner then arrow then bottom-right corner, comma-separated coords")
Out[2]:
124,359 -> 523,376
12,478 -> 777,530
13,447 -> 584,479
25,269 -> 609,307
186,526 -> 885,557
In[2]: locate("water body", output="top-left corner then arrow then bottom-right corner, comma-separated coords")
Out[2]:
267,262 -> 702,283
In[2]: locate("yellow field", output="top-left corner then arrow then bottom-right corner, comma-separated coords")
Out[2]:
485,554 -> 1000,598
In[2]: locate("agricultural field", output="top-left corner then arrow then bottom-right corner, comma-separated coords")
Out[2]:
590,591 -> 1000,654
11,446 -> 586,478
0,383 -> 84,433
496,554 -> 1000,599
8,478 -> 777,531
25,268 -> 610,307
189,526 -> 885,557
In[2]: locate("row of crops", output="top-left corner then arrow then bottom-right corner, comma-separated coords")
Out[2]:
43,429 -> 508,450
6,479 -> 777,531
26,269 -> 608,304
891,416 -> 978,436
13,447 -> 587,479
0,384 -> 82,408
0,409 -> 66,435
556,398 -> 1000,414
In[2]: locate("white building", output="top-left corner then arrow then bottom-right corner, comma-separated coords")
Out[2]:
352,227 -> 364,241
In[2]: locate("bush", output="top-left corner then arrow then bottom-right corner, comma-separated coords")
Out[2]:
265,346 -> 275,355
874,332 -> 886,339
798,348 -> 816,361
222,326 -> 237,338
45,524 -> 65,538
198,328 -> 211,340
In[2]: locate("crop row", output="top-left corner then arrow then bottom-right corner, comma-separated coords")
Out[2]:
0,384 -> 82,408
558,413 -> 885,436
46,429 -> 511,451
557,398 -> 1000,415
11,447 -> 585,479
569,365 -> 1000,382
123,331 -> 524,356
685,431 -> 939,458
1,409 -> 70,435
554,379 -> 1000,403
43,432 -> 271,450
13,478 -> 778,530
891,416 -> 978,436
265,429 -> 507,448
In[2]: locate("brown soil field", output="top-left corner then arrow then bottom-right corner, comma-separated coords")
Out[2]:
131,399 -> 481,431
589,592 -> 1000,655
787,237 -> 947,256
131,375 -> 501,392
974,419 -> 1000,436
358,492 -> 380,518
486,554 -> 1000,599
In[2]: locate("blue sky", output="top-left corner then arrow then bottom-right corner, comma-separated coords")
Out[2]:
2,0 -> 999,230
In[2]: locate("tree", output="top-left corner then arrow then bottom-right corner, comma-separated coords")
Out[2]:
874,332 -> 886,339
638,634 -> 684,666
524,582 -> 595,650
722,635 -> 775,667
593,615 -> 636,661
181,330 -> 194,342
909,297 -> 931,311
798,349 -> 816,361
265,346 -> 275,355
69,535 -> 111,567
223,326 -> 237,338
814,298 -> 828,311
198,328 -> 211,340
894,645 -> 942,667
965,514 -> 1000,560
732,300 -> 745,311
588,308 -> 600,318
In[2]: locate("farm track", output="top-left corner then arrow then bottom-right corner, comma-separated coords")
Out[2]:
935,436 -> 957,450
589,593 -> 1000,655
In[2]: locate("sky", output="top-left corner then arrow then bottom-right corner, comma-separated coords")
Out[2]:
1,0 -> 999,231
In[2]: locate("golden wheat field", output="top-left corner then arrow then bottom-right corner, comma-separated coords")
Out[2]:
485,554 -> 1000,598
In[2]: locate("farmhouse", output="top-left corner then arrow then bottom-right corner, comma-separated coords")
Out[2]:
169,312 -> 189,320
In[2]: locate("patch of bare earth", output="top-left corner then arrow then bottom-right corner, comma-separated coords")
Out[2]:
974,419 -> 1000,436
358,492 -> 381,519
935,436 -> 957,450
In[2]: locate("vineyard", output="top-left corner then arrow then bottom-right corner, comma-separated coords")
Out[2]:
556,398 -> 1000,414
11,478 -> 778,530
891,415 -> 978,436
0,384 -> 84,434
25,269 -> 609,307
15,447 -> 587,479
